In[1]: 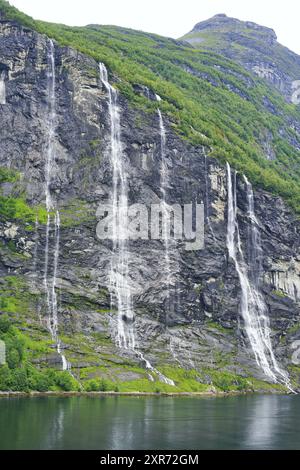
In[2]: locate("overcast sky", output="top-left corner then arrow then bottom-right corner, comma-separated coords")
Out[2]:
8,0 -> 300,54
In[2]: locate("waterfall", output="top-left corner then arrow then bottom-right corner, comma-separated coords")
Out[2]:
32,215 -> 39,273
48,210 -> 60,339
204,155 -> 216,243
0,71 -> 6,105
99,63 -> 135,350
158,109 -> 172,307
244,176 -> 262,282
226,163 -> 292,389
99,66 -> 175,386
45,40 -> 56,213
43,40 -> 67,371
137,351 -> 175,386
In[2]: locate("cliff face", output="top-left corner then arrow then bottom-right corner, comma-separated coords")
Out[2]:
0,15 -> 300,392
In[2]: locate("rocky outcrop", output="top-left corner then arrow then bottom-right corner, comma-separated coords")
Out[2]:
192,14 -> 277,45
0,18 -> 300,391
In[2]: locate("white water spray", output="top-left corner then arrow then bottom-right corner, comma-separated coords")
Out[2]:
43,40 -> 67,371
158,109 -> 172,306
137,351 -> 175,386
98,66 -> 174,385
204,155 -> 217,243
48,211 -> 60,339
244,176 -> 263,282
226,163 -> 292,389
157,108 -> 178,385
99,63 -> 135,350
0,71 -> 6,105
32,215 -> 39,273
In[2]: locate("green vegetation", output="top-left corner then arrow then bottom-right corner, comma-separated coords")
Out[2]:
271,289 -> 287,298
288,365 -> 300,389
0,167 -> 18,184
0,1 -> 299,211
0,166 -> 47,224
0,315 -> 79,391
0,196 -> 48,224
0,313 -> 290,393
0,2 -> 299,394
287,323 -> 300,335
246,376 -> 287,393
201,368 -> 248,391
59,199 -> 96,228
181,19 -> 300,82
206,321 -> 233,334
0,276 -> 35,316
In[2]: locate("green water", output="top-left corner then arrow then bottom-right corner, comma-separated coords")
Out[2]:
0,395 -> 299,449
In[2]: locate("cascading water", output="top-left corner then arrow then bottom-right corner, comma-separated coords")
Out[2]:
0,71 -> 6,105
157,109 -> 172,305
204,155 -> 217,243
244,176 -> 262,281
99,65 -> 174,386
136,351 -> 175,386
99,63 -> 135,350
43,40 -> 67,371
226,163 -> 292,389
155,108 -> 175,386
32,215 -> 39,273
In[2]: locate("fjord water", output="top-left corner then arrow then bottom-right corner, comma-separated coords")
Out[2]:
1,395 -> 300,450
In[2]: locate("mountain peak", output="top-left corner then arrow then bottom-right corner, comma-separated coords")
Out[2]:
189,14 -> 277,43
212,13 -> 227,18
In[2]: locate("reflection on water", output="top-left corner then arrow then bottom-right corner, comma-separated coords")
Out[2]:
243,395 -> 294,449
43,400 -> 66,449
244,395 -> 279,448
0,395 -> 299,450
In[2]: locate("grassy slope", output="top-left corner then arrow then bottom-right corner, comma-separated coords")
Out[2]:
0,0 -> 300,213
182,19 -> 300,80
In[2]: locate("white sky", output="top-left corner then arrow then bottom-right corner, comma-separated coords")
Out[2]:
8,0 -> 300,54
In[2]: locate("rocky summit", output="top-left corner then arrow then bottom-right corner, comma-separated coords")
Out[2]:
0,0 -> 300,394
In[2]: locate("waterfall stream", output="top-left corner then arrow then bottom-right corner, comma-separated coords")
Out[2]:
158,109 -> 172,307
204,155 -> 217,243
226,163 -> 292,389
43,40 -> 67,371
99,63 -> 135,350
0,71 -> 6,105
136,351 -> 175,386
99,65 -> 174,386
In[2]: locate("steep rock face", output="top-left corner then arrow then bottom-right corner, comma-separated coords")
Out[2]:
183,14 -> 300,104
0,19 -> 300,391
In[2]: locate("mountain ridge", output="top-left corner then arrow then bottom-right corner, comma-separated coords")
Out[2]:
188,13 -> 277,42
182,12 -> 300,105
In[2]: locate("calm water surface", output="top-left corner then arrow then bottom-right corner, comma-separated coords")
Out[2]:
0,395 -> 299,450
